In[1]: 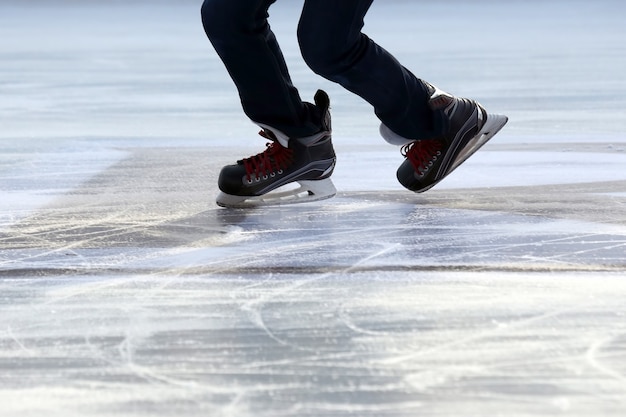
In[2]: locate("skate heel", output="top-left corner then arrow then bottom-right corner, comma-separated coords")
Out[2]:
448,113 -> 508,173
481,113 -> 509,140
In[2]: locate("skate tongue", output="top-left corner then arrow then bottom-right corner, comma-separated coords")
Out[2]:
256,123 -> 290,147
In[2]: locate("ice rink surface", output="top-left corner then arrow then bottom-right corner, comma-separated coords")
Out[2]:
2,0 -> 626,416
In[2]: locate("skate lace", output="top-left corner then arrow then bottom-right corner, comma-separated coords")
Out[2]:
242,130 -> 294,182
401,140 -> 444,176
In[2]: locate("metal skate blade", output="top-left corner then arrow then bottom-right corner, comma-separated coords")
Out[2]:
216,178 -> 337,208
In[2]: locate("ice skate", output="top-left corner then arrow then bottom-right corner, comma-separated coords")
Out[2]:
216,90 -> 336,208
381,84 -> 508,193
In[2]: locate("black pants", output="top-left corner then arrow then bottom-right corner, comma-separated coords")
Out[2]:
201,0 -> 435,140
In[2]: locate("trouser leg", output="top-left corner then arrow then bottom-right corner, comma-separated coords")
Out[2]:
201,0 -> 320,137
298,0 -> 437,140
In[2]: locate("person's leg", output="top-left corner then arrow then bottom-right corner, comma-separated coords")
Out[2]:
297,0 -> 438,141
201,0 -> 336,207
298,0 -> 507,193
201,0 -> 321,137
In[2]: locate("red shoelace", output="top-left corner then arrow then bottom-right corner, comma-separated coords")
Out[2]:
242,130 -> 294,183
401,140 -> 444,176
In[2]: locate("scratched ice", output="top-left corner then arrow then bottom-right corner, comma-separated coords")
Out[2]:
1,1 -> 626,416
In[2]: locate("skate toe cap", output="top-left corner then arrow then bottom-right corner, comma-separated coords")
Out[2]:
218,165 -> 248,195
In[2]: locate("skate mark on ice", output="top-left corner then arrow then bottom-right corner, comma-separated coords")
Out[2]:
76,299 -> 246,399
0,206 -> 177,267
4,325 -> 35,356
239,242 -> 402,351
586,333 -> 626,383
380,307 -> 575,366
4,193 -> 626,275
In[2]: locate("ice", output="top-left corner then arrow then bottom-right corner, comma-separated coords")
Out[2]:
2,0 -> 626,416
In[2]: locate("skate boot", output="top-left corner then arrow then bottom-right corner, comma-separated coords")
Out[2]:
216,90 -> 336,208
380,84 -> 508,193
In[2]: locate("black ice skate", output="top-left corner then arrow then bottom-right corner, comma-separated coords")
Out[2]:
381,84 -> 508,193
216,90 -> 336,208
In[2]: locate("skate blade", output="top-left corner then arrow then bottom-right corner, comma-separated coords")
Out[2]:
216,178 -> 337,208
448,113 -> 508,174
